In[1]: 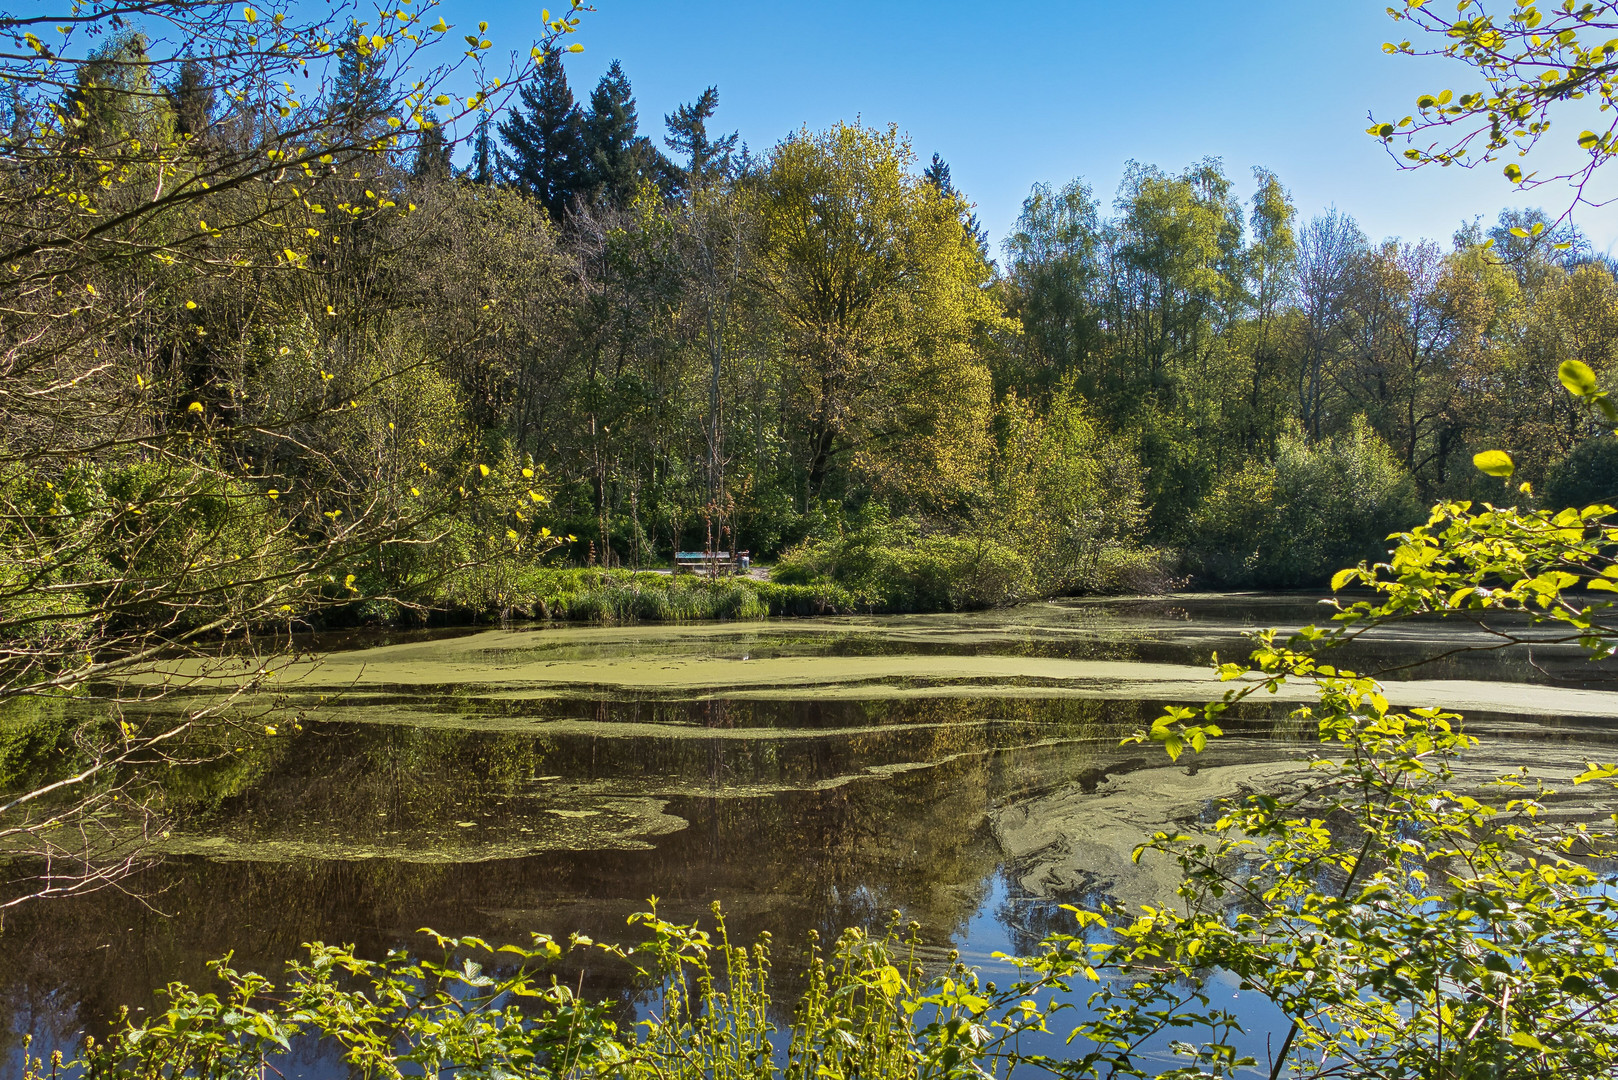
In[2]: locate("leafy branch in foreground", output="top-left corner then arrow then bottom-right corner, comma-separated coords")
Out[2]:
1372,0 -> 1618,219
1104,360 -> 1618,1077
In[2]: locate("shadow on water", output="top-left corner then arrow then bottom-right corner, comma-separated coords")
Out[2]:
4,594 -> 1618,1075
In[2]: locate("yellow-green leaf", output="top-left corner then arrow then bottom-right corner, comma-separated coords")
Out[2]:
1560,359 -> 1600,397
1473,450 -> 1515,478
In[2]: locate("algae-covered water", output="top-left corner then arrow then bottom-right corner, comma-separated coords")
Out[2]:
7,594 -> 1618,1072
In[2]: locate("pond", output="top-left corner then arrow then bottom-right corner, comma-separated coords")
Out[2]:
6,593 -> 1618,1075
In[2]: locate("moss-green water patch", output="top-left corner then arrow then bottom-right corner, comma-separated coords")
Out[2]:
156,793 -> 688,863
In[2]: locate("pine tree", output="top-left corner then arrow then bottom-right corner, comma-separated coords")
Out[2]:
924,152 -> 990,258
469,112 -> 495,185
664,86 -> 739,193
581,60 -> 639,205
166,58 -> 214,140
580,60 -> 673,207
496,49 -> 584,218
411,115 -> 453,182
329,31 -> 391,138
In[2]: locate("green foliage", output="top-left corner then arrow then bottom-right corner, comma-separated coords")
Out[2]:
1103,495 -> 1618,1076
0,459 -> 294,639
754,121 -> 1007,507
1542,435 -> 1618,509
1187,418 -> 1418,587
773,510 -> 1033,612
1105,642 -> 1618,1078
986,389 -> 1147,594
429,565 -> 860,624
28,904 -> 975,1080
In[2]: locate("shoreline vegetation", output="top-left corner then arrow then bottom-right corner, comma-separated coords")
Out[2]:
378,534 -> 1181,627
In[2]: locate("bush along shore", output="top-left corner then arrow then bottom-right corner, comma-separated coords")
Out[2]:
381,527 -> 1178,628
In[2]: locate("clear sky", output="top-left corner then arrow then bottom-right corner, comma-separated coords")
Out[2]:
438,0 -> 1618,256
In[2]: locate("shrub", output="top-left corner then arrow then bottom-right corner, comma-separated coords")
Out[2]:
1188,417 -> 1420,588
1542,434 -> 1618,510
750,580 -> 856,616
427,566 -> 784,625
773,511 -> 1033,611
0,460 -> 293,638
986,389 -> 1147,595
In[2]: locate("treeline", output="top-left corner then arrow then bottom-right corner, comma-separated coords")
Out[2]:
1003,169 -> 1618,585
13,34 -> 1618,636
428,51 -> 1618,595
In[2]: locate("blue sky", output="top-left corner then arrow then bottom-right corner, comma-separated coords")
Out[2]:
438,0 -> 1618,255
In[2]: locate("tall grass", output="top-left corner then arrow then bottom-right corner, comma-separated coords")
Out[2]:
435,566 -> 857,624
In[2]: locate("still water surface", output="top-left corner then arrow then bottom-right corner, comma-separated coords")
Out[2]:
8,594 -> 1618,1074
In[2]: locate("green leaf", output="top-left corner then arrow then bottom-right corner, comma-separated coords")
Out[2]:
1331,568 -> 1357,591
1473,450 -> 1515,478
1560,359 -> 1600,397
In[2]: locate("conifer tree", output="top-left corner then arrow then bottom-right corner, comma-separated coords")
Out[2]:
924,152 -> 990,257
664,86 -> 739,193
497,49 -> 584,218
166,58 -> 214,140
581,60 -> 674,206
469,112 -> 496,185
411,115 -> 453,182
328,30 -> 391,138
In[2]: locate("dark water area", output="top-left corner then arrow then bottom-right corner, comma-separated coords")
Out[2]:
6,594 -> 1618,1075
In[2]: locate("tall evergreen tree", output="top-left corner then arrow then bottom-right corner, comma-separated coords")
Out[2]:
328,31 -> 391,138
411,115 -> 453,182
165,58 -> 214,140
581,60 -> 639,205
497,49 -> 584,218
664,86 -> 739,193
581,60 -> 673,207
924,152 -> 990,257
469,112 -> 496,185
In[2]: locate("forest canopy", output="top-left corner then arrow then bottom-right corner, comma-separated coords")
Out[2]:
11,22 -> 1618,641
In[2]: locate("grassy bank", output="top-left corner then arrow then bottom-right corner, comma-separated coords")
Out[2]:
434,566 -> 856,623
419,545 -> 1176,628
413,512 -> 1177,628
